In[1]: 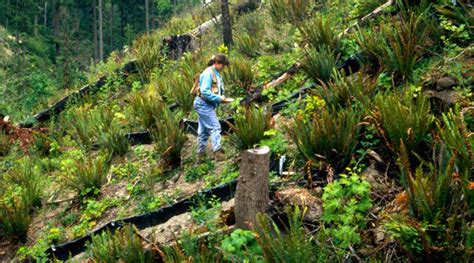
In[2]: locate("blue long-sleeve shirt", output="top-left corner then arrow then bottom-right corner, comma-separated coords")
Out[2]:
199,66 -> 224,108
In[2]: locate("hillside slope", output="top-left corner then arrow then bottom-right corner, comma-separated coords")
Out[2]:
1,0 -> 473,262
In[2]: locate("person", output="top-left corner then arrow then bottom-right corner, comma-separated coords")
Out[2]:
193,54 -> 233,162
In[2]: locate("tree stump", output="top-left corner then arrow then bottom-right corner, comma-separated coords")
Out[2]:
235,146 -> 270,229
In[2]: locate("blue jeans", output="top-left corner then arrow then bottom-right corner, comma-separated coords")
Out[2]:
194,96 -> 221,154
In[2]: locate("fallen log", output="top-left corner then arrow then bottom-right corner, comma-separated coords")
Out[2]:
341,0 -> 396,36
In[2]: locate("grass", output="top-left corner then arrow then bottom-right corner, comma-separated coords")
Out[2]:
230,105 -> 272,150
62,152 -> 112,197
86,224 -> 155,262
289,106 -> 361,173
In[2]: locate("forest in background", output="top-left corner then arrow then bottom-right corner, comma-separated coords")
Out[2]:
0,0 -> 202,120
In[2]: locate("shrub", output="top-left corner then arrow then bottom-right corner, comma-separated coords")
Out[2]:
268,0 -> 313,25
69,106 -> 129,156
356,12 -> 431,81
438,108 -> 473,175
298,16 -> 341,52
288,107 -> 361,173
319,71 -> 379,110
62,152 -> 112,197
220,229 -> 263,261
321,168 -> 372,251
230,105 -> 272,150
132,34 -> 164,81
254,206 -> 321,262
129,91 -> 163,130
372,93 -> 434,158
166,70 -> 195,114
150,101 -> 186,168
301,48 -> 338,84
162,230 -> 222,262
268,0 -> 287,25
0,130 -> 10,156
68,107 -> 97,148
96,116 -> 130,157
352,0 -> 386,19
0,193 -> 32,242
6,158 -> 44,208
32,131 -> 52,156
393,142 -> 474,261
86,224 -> 155,263
236,32 -> 261,58
224,56 -> 255,91
239,12 -> 265,37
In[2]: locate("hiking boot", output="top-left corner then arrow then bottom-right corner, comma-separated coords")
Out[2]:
197,152 -> 207,163
213,149 -> 225,162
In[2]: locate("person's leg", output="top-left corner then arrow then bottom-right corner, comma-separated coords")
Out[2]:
194,98 -> 210,155
207,109 -> 222,153
196,116 -> 210,154
194,98 -> 222,153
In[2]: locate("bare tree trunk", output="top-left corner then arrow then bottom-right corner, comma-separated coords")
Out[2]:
92,0 -> 98,63
145,0 -> 149,34
5,0 -> 10,31
220,0 -> 233,47
34,13 -> 38,37
98,0 -> 104,61
109,2 -> 113,51
235,146 -> 270,229
43,1 -> 47,27
151,0 -> 155,30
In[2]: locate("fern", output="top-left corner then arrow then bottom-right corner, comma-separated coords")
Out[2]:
86,225 -> 155,263
289,107 -> 361,173
230,105 -> 272,150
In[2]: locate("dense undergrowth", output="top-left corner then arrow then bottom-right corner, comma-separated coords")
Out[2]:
1,0 -> 473,262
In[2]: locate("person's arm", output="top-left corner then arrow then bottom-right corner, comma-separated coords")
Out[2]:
200,70 -> 223,103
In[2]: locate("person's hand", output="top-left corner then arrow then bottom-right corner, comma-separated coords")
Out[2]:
221,97 -> 234,103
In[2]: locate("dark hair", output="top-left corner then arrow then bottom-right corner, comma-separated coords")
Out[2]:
207,54 -> 230,67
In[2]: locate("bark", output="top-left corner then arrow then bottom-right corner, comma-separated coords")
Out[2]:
5,0 -> 10,31
109,2 -> 113,51
44,1 -> 47,27
92,0 -> 98,63
34,13 -> 38,37
145,0 -> 149,34
235,146 -> 270,229
98,0 -> 104,61
220,0 -> 233,47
